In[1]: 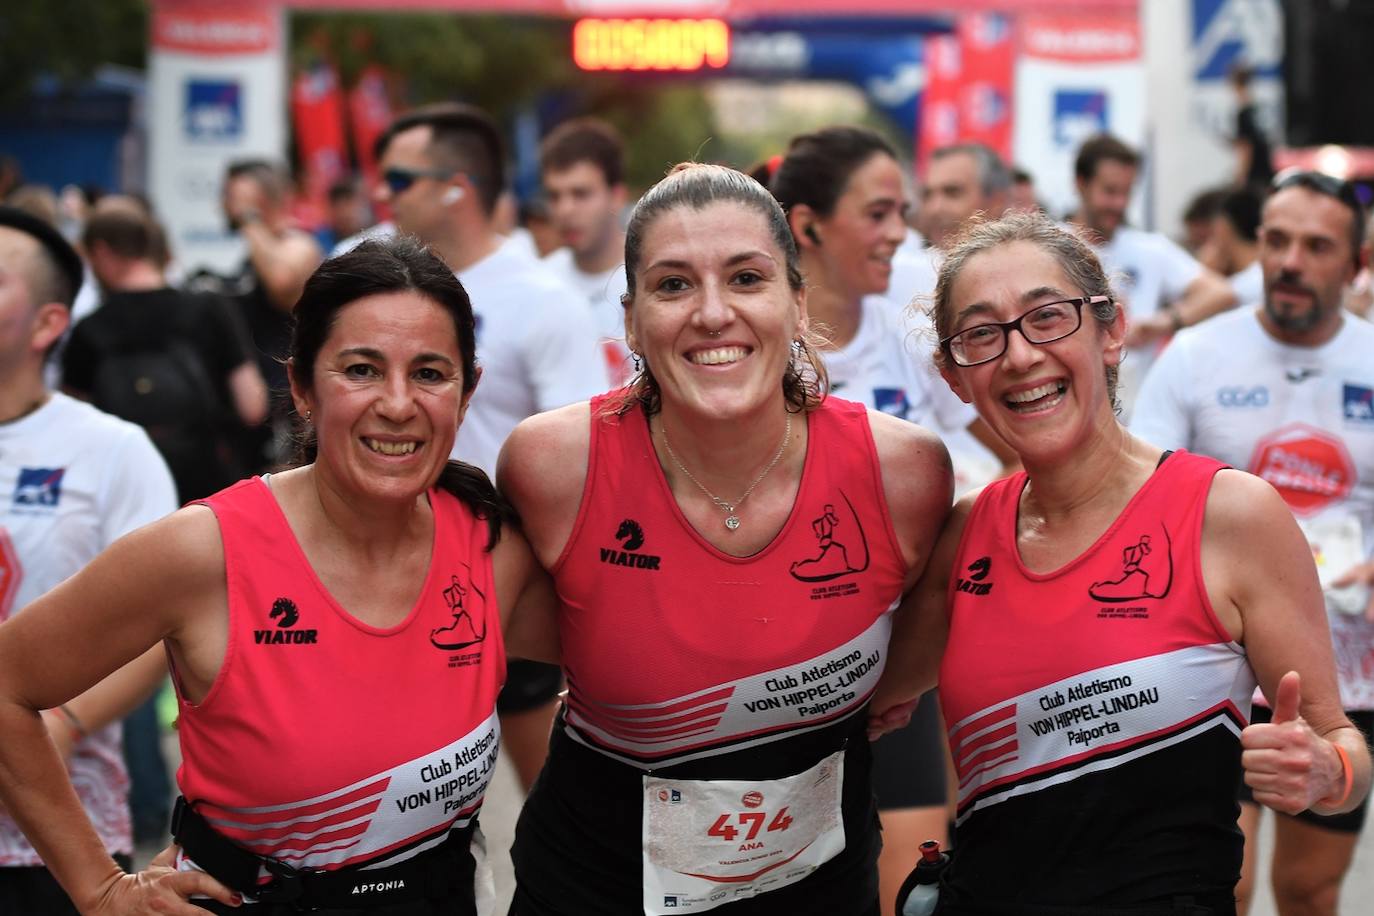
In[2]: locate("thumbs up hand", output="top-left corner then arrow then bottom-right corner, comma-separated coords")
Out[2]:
1241,671 -> 1348,815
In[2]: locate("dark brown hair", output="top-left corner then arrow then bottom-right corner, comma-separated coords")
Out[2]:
289,236 -> 513,547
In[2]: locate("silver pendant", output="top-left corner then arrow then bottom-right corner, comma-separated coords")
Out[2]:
724,515 -> 741,530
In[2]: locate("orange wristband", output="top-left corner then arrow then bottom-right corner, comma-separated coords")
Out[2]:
1317,743 -> 1354,810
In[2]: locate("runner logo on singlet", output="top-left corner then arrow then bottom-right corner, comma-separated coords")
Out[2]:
1089,525 -> 1172,614
430,572 -> 487,662
790,491 -> 869,594
955,556 -> 993,596
599,518 -> 663,571
254,598 -> 319,645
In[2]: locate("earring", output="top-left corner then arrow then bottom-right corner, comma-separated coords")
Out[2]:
304,409 -> 312,422
632,352 -> 642,372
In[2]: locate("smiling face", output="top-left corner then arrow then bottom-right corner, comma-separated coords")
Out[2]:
941,240 -> 1123,462
290,290 -> 473,504
812,152 -> 907,299
626,201 -> 806,422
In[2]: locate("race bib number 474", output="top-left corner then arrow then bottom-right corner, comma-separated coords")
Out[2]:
641,751 -> 845,914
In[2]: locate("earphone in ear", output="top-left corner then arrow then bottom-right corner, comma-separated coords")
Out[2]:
442,187 -> 465,205
804,225 -> 821,245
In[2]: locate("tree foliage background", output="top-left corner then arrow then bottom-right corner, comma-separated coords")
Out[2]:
292,12 -> 717,192
0,3 -> 717,193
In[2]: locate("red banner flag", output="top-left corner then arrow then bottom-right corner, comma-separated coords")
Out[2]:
291,62 -> 348,224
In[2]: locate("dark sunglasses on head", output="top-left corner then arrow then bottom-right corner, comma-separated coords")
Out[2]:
381,167 -> 456,195
1270,169 -> 1361,211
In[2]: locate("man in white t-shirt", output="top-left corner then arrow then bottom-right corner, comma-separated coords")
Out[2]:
538,117 -> 632,387
1132,173 -> 1372,916
373,104 -> 606,480
0,207 -> 178,913
1068,135 -> 1236,413
373,104 -> 606,795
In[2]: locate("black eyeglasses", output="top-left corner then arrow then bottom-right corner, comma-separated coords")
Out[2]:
381,167 -> 456,195
940,296 -> 1111,367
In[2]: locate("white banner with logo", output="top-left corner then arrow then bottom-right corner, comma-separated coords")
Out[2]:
1012,15 -> 1145,221
147,0 -> 286,275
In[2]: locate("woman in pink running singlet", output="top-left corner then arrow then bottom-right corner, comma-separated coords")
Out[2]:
0,237 -> 555,915
870,213 -> 1371,916
498,163 -> 953,916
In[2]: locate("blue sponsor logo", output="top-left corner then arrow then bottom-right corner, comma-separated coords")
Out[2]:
184,79 -> 242,142
13,468 -> 64,508
873,387 -> 911,420
664,896 -> 678,907
1343,384 -> 1374,423
1053,91 -> 1108,148
669,788 -> 682,803
1216,386 -> 1269,408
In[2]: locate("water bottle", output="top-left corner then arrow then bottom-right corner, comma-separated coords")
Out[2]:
897,840 -> 950,916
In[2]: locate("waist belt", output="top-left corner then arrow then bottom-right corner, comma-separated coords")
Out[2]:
171,796 -> 473,910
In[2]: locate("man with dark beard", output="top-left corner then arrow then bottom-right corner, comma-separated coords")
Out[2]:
1132,171 -> 1374,916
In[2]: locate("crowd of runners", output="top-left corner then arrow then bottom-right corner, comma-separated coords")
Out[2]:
0,95 -> 1370,916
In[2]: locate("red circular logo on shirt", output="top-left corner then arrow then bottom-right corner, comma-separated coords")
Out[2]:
1249,424 -> 1356,517
0,529 -> 21,621
658,789 -> 669,802
742,791 -> 764,809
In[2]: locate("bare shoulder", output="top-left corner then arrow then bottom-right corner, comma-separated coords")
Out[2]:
108,505 -> 226,611
864,407 -> 954,575
1203,468 -> 1298,543
497,401 -> 594,563
498,402 -> 591,501
865,407 -> 954,514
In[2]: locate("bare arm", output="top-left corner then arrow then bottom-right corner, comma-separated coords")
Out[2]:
492,524 -> 561,665
494,402 -> 593,666
227,360 -> 269,427
869,493 -> 973,730
240,222 -> 322,313
1128,269 -> 1238,347
0,508 -> 237,913
1203,470 -> 1372,815
496,402 -> 592,570
42,647 -> 168,761
1174,268 -> 1239,327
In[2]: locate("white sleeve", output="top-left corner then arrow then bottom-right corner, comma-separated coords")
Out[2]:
1129,335 -> 1196,451
523,289 -> 610,412
98,427 -> 179,548
898,310 -> 975,434
1157,236 -> 1205,301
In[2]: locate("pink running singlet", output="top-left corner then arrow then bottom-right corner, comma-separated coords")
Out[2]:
175,479 -> 505,880
938,451 -> 1255,910
511,395 -> 906,916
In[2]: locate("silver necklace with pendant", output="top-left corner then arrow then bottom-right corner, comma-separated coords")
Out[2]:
660,412 -> 792,531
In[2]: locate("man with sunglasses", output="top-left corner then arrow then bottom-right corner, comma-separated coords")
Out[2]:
1068,135 -> 1236,416
1133,170 -> 1374,916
